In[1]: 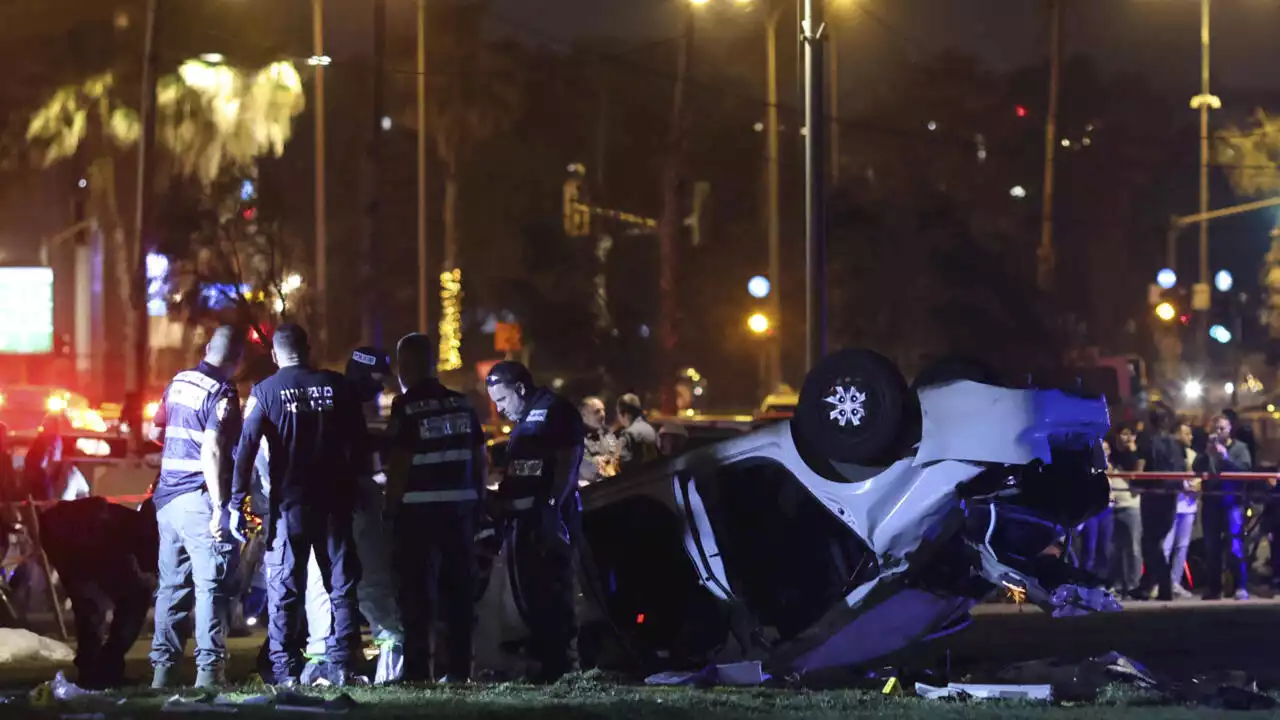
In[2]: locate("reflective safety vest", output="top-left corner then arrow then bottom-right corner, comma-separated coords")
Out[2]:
389,379 -> 483,505
155,365 -> 237,508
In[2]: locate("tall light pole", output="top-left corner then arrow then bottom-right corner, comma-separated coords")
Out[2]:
764,4 -> 783,391
1037,0 -> 1062,293
803,0 -> 828,369
311,0 -> 329,358
129,0 -> 159,454
416,0 -> 429,335
1190,0 -> 1220,365
361,0 -> 386,347
657,1 -> 695,414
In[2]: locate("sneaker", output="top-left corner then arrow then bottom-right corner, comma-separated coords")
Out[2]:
437,674 -> 471,685
1235,588 -> 1251,601
195,666 -> 226,690
1171,585 -> 1194,600
151,665 -> 177,690
311,663 -> 354,688
300,661 -> 326,686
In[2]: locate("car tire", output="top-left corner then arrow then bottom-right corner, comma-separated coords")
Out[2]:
792,348 -> 910,469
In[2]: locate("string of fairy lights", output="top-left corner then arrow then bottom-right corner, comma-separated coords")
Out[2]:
438,268 -> 463,372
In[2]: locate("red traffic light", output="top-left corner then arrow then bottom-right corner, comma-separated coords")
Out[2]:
242,207 -> 257,221
1015,105 -> 1028,118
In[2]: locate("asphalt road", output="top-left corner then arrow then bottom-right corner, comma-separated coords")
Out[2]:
2,598 -> 1278,690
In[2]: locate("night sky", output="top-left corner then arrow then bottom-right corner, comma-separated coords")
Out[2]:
485,0 -> 1280,98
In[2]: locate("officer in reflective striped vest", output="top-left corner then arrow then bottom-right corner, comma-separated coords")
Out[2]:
384,333 -> 487,683
485,360 -> 583,683
148,326 -> 244,690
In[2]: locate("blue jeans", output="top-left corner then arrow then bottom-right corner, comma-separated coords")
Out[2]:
1110,504 -> 1143,592
1203,495 -> 1248,596
1162,512 -> 1195,590
150,491 -> 239,670
1077,508 -> 1113,579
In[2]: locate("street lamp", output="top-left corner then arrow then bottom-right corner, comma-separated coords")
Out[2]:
747,275 -> 771,299
1155,301 -> 1177,322
747,312 -> 771,335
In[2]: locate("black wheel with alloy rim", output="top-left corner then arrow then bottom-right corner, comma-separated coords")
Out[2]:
792,348 -> 910,469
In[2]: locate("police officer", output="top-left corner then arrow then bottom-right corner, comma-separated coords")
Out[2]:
383,333 -> 486,683
149,326 -> 243,690
41,496 -> 157,689
299,346 -> 405,685
485,361 -> 583,683
232,323 -> 366,686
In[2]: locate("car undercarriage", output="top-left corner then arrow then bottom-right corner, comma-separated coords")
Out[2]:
476,349 -> 1118,679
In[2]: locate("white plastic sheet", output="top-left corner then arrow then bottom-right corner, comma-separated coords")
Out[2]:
0,629 -> 74,664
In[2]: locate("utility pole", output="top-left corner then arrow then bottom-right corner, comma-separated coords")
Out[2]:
658,5 -> 694,415
828,27 -> 839,187
1037,0 -> 1061,293
362,0 -> 385,347
128,0 -> 158,455
764,6 -> 782,391
803,0 -> 828,370
1193,0 -> 1216,366
416,0 -> 429,334
312,0 -> 329,359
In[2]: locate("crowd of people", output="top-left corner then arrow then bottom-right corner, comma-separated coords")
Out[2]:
38,323 -> 588,690
576,393 -> 690,484
1077,405 -> 1273,602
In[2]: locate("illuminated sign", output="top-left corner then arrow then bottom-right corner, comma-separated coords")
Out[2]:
0,267 -> 54,354
147,252 -> 170,317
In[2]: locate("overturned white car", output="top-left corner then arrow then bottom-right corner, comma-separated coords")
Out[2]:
477,349 -> 1116,679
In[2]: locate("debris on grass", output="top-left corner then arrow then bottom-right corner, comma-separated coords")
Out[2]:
915,682 -> 1053,701
645,661 -> 769,687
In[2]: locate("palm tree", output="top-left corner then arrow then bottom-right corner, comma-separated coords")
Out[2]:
26,58 -> 305,381
422,1 -> 521,370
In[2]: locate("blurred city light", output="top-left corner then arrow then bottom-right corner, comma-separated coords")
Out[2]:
307,55 -> 332,66
1184,379 -> 1204,400
1156,268 -> 1177,289
1154,302 -> 1177,322
747,275 -> 771,299
199,53 -> 225,64
747,312 -> 770,334
1009,185 -> 1027,199
1210,324 -> 1232,344
1215,269 -> 1234,293
1225,382 -> 1235,395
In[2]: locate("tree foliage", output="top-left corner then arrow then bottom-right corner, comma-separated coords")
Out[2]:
1217,110 -> 1280,199
26,58 -> 305,188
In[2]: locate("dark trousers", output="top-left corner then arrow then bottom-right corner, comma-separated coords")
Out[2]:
264,508 -> 361,682
1139,494 -> 1176,599
393,503 -> 476,681
508,506 -> 577,680
1202,494 -> 1248,596
55,558 -> 150,688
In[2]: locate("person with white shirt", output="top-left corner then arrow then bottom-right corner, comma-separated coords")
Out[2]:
1163,420 -> 1199,600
